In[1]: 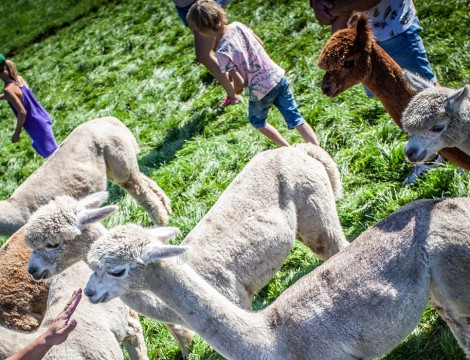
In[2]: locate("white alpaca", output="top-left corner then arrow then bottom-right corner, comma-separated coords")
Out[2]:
402,71 -> 470,162
0,116 -> 170,236
85,197 -> 470,360
0,261 -> 148,360
23,143 -> 348,355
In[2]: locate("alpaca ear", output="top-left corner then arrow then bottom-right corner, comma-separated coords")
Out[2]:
353,13 -> 372,51
78,192 -> 110,209
403,70 -> 434,92
141,242 -> 189,265
445,85 -> 470,116
147,227 -> 180,244
76,205 -> 118,230
347,12 -> 361,29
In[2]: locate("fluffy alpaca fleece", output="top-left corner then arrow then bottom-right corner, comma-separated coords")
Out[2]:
0,261 -> 148,360
316,13 -> 470,170
0,116 -> 171,236
86,197 -> 470,359
0,227 -> 49,331
23,143 -> 347,356
402,71 -> 470,161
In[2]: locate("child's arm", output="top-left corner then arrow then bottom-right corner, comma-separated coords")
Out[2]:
229,69 -> 245,95
3,87 -> 27,143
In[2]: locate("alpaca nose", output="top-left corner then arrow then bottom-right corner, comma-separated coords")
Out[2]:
84,287 -> 95,298
321,82 -> 331,95
27,265 -> 38,276
404,146 -> 415,158
404,144 -> 424,162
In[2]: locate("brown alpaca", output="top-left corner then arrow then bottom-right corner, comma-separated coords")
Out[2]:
0,228 -> 49,331
317,14 -> 470,170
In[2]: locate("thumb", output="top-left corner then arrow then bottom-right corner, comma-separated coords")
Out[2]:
63,319 -> 78,335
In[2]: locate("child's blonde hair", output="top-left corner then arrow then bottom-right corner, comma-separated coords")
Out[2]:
186,0 -> 227,34
1,60 -> 21,84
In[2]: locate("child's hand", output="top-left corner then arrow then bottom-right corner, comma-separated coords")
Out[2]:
11,133 -> 20,143
44,289 -> 82,346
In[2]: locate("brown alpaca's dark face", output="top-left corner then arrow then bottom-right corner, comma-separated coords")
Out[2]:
320,54 -> 367,97
317,17 -> 373,97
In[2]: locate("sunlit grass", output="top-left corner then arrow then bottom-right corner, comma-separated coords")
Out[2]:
0,0 -> 469,358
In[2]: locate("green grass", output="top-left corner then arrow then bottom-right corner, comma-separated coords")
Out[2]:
0,0 -> 469,358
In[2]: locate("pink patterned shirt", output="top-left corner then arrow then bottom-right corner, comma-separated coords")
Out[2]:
216,22 -> 285,101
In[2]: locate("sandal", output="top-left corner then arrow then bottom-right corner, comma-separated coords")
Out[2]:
221,96 -> 242,108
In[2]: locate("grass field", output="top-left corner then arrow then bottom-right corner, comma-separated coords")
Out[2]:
1,0 -> 469,358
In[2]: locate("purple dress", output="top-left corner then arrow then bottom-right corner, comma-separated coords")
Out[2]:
8,82 -> 58,158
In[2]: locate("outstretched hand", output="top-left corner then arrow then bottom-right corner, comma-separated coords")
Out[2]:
44,288 -> 82,346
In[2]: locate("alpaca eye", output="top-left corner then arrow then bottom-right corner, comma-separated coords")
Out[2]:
343,60 -> 355,68
108,269 -> 126,277
430,125 -> 445,133
46,243 -> 60,249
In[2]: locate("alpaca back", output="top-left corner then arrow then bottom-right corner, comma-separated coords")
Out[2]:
292,143 -> 342,199
181,144 -> 346,306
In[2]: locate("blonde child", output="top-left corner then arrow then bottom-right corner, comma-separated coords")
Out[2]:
187,0 -> 320,147
0,54 -> 58,158
173,0 -> 242,108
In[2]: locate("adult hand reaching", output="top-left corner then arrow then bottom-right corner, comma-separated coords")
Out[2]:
7,289 -> 82,360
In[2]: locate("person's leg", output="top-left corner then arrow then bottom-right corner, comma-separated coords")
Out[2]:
249,91 -> 289,147
377,18 -> 436,84
194,31 -> 236,99
294,123 -> 320,146
258,124 -> 290,147
273,77 -> 320,145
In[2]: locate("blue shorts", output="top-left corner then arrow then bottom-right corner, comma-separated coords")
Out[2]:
248,77 -> 305,130
365,18 -> 436,97
176,0 -> 227,27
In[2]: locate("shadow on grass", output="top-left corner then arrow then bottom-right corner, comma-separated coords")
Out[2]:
138,105 -> 223,172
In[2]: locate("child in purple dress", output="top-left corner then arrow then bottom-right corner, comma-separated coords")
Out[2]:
0,54 -> 58,158
187,0 -> 320,147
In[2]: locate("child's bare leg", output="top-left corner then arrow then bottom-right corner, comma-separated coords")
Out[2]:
295,122 -> 320,146
194,31 -> 236,99
258,124 -> 290,147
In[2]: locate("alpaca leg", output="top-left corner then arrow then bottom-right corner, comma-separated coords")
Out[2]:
139,173 -> 172,217
165,323 -> 194,359
296,199 -> 348,260
103,140 -> 170,224
435,307 -> 470,358
121,173 -> 171,226
122,310 -> 149,360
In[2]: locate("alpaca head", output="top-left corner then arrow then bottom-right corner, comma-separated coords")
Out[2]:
317,13 -> 374,97
402,71 -> 470,161
85,224 -> 183,304
24,191 -> 117,280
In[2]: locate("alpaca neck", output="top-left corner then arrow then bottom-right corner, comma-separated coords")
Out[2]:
362,44 -> 416,128
146,262 -> 272,359
0,200 -> 28,236
457,137 -> 470,155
